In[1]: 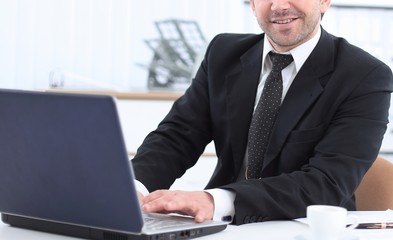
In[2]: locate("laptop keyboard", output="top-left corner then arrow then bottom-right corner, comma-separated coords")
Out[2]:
144,215 -> 192,230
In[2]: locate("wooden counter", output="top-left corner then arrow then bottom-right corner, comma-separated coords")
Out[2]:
44,89 -> 183,101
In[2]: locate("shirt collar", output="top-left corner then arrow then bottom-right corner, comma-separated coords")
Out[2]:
262,26 -> 321,73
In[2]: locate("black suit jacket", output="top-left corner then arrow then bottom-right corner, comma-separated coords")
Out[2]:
132,28 -> 393,225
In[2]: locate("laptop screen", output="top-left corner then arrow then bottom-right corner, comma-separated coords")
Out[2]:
0,89 -> 143,233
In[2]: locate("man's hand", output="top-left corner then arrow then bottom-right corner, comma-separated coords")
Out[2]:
141,190 -> 214,223
137,191 -> 144,204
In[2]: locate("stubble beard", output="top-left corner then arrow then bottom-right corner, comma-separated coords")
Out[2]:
258,10 -> 320,51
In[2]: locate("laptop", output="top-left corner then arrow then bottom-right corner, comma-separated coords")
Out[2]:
0,89 -> 227,239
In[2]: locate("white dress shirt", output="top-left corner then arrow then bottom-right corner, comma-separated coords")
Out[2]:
136,27 -> 322,222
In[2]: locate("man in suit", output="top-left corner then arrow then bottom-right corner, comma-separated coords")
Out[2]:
132,0 -> 393,225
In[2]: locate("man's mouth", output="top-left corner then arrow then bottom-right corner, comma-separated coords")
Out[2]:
273,18 -> 296,24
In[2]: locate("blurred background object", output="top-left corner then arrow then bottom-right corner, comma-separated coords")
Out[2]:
139,19 -> 207,90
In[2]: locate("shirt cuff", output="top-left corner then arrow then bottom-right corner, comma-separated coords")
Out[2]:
205,188 -> 235,222
134,180 -> 149,196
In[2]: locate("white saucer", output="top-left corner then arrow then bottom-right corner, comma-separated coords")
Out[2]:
294,232 -> 359,240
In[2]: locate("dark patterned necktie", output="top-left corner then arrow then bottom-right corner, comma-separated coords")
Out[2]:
246,52 -> 293,179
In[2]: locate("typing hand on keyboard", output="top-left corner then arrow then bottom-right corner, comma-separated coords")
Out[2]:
141,190 -> 214,223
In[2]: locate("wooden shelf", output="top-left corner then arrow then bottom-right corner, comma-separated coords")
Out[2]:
43,89 -> 183,101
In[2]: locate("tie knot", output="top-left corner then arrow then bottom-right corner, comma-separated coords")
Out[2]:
269,52 -> 293,72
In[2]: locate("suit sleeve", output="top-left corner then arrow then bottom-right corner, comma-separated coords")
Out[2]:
131,36 -> 222,192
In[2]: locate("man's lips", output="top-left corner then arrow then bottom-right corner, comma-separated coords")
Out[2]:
272,18 -> 297,24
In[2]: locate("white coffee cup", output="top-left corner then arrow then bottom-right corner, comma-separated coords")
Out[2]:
307,205 -> 358,240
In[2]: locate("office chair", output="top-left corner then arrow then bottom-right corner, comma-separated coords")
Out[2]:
355,156 -> 393,211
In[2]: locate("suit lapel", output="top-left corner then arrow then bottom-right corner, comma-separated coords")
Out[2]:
225,36 -> 264,175
262,29 -> 335,172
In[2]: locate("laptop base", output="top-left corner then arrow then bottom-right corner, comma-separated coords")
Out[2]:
2,213 -> 227,240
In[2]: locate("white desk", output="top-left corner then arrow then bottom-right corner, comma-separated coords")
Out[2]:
1,212 -> 392,240
0,220 -> 306,240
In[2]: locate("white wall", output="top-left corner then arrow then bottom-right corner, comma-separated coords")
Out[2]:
0,0 -> 249,91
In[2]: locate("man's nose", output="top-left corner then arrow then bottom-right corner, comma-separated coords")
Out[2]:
271,0 -> 291,11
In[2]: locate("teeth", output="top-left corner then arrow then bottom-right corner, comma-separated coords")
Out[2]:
275,19 -> 293,24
